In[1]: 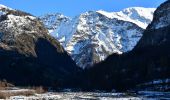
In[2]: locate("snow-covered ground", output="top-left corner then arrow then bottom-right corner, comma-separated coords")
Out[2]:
1,80 -> 169,100
2,91 -> 169,100
8,92 -> 140,100
136,78 -> 170,91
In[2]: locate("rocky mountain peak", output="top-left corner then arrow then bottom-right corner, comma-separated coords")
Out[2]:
0,6 -> 50,56
39,13 -> 70,33
0,4 -> 12,10
40,7 -> 154,69
97,7 -> 155,29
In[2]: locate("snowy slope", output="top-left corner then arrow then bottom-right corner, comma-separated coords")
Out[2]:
0,4 -> 11,15
39,13 -> 70,33
40,7 -> 155,69
97,7 -> 155,29
0,4 -> 38,45
0,4 -> 13,10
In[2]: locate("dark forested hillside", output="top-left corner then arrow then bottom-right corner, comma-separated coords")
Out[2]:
81,0 -> 170,91
0,5 -> 79,87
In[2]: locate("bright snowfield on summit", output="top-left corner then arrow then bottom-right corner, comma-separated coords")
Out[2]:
0,0 -> 170,100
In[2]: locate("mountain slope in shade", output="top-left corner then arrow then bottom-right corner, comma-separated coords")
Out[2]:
40,7 -> 155,69
81,1 -> 170,91
0,4 -> 78,87
136,1 -> 170,48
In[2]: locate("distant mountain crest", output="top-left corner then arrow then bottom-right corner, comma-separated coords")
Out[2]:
97,7 -> 156,29
0,4 -> 12,10
40,13 -> 70,33
40,7 -> 155,69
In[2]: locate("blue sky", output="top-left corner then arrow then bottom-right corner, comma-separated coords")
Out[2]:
0,0 -> 166,17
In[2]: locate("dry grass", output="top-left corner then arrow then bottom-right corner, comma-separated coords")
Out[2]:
0,90 -> 35,99
0,86 -> 47,99
33,86 -> 46,94
0,80 -> 14,90
0,80 -> 47,99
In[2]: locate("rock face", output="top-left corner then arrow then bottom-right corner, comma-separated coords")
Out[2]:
0,5 -> 78,87
39,13 -> 70,33
136,1 -> 170,48
80,1 -> 170,91
40,7 -> 155,69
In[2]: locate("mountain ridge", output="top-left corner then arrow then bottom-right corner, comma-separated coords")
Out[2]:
97,7 -> 155,29
40,7 -> 155,69
0,4 -> 78,87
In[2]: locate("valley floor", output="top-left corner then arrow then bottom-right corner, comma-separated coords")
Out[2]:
0,88 -> 170,100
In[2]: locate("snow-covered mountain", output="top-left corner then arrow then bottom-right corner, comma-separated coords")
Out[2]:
0,4 -> 12,10
97,7 -> 155,29
83,1 -> 170,91
40,7 -> 155,69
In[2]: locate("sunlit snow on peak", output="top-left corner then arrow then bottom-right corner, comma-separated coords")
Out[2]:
40,7 -> 154,68
97,7 -> 156,29
0,4 -> 13,10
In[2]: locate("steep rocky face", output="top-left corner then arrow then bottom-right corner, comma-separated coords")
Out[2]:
97,7 -> 155,29
40,7 -> 155,69
0,5 -> 78,87
56,12 -> 144,69
80,1 -> 170,91
39,13 -> 70,33
136,0 -> 170,48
